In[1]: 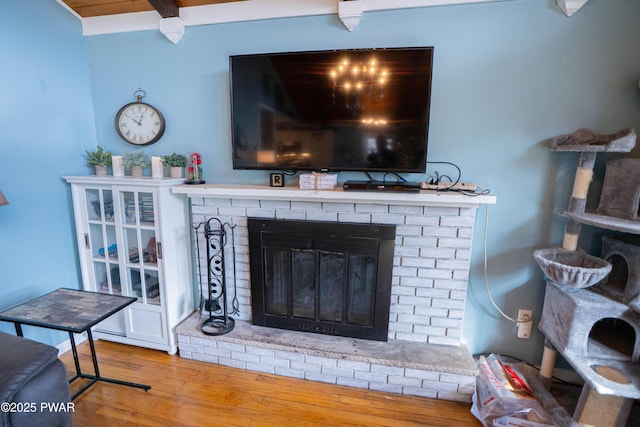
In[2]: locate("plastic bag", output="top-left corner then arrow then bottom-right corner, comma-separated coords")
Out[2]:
471,354 -> 556,427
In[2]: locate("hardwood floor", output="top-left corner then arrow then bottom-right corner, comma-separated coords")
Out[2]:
59,340 -> 482,426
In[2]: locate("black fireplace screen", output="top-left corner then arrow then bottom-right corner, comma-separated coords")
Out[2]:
248,218 -> 395,341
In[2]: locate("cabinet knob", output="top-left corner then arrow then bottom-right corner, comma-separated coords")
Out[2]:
84,233 -> 90,249
157,241 -> 163,260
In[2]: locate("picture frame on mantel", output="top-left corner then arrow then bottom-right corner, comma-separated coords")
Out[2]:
270,173 -> 284,187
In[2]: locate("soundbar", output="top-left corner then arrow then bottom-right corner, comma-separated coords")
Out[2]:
343,180 -> 421,192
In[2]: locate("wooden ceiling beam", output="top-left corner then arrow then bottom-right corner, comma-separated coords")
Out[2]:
147,0 -> 179,17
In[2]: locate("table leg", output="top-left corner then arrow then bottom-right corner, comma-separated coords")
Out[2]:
84,329 -> 151,392
69,332 -> 82,377
69,329 -> 98,399
67,329 -> 151,399
87,329 -> 101,378
14,323 -> 23,337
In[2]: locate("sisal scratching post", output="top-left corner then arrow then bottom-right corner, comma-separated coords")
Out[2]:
540,152 -> 596,384
565,155 -> 635,427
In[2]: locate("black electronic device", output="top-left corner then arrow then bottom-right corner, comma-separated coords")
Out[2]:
343,180 -> 421,192
229,47 -> 433,173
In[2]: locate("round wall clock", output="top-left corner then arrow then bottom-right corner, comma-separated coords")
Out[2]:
115,89 -> 166,145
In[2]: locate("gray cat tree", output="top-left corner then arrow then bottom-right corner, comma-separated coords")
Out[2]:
533,127 -> 639,427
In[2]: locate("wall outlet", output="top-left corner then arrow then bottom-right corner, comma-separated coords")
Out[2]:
517,309 -> 533,339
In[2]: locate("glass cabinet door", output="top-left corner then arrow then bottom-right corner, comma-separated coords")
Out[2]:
84,188 -> 120,295
118,190 -> 161,306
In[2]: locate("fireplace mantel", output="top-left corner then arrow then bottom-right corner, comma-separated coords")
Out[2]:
172,183 -> 496,207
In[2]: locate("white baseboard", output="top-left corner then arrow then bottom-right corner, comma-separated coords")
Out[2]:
55,332 -> 88,355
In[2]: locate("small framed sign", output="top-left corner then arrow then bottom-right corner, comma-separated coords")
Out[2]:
270,173 -> 285,187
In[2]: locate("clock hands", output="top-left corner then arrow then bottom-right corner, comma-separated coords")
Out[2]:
134,110 -> 147,126
131,111 -> 146,126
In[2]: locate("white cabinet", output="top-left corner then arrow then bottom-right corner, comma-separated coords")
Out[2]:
64,176 -> 195,354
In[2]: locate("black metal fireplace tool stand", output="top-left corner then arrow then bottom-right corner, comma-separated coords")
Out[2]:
194,217 -> 237,336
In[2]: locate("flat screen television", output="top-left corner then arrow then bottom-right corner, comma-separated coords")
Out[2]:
229,47 -> 433,173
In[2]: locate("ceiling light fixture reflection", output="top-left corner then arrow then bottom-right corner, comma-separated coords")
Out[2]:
329,56 -> 389,114
361,117 -> 388,126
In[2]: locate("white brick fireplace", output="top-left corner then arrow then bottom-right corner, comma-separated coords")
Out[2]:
173,184 -> 495,402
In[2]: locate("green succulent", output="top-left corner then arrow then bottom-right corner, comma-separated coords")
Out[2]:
161,153 -> 187,167
85,145 -> 112,166
123,151 -> 149,168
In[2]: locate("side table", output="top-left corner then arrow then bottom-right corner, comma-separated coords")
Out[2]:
0,288 -> 151,399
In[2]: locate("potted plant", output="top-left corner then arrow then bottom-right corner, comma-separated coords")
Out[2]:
161,153 -> 187,178
85,145 -> 112,176
123,151 -> 149,177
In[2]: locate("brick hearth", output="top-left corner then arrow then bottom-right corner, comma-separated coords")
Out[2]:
173,184 -> 495,402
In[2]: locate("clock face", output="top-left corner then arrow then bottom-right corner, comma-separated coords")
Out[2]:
115,102 -> 165,145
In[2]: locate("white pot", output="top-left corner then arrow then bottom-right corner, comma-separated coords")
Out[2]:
95,165 -> 108,176
130,165 -> 143,177
170,166 -> 183,178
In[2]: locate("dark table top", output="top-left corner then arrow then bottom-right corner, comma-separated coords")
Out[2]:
0,288 -> 137,333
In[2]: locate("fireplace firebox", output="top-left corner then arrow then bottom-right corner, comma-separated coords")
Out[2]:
248,218 -> 395,341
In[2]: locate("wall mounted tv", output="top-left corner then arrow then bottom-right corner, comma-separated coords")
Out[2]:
229,47 -> 433,173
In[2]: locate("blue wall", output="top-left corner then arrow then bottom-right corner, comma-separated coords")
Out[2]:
2,0 -> 640,365
0,0 -> 96,343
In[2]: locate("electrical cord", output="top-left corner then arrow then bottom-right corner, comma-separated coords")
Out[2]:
460,187 -> 491,197
426,160 -> 461,191
392,172 -> 407,183
482,204 -> 525,324
380,171 -> 406,183
425,160 -> 491,197
425,163 -> 521,322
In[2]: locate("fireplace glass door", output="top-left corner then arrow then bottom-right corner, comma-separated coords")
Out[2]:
249,218 -> 395,341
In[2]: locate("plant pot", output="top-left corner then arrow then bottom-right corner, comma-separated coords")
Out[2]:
95,165 -> 108,176
170,166 -> 183,179
130,165 -> 143,177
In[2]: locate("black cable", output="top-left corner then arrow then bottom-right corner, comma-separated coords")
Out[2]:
373,172 -> 409,184
393,172 -> 407,183
425,160 -> 491,196
426,160 -> 461,191
365,171 -> 375,182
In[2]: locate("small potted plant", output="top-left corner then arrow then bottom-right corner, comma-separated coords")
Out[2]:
123,151 -> 149,177
161,152 -> 187,178
85,145 -> 112,176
